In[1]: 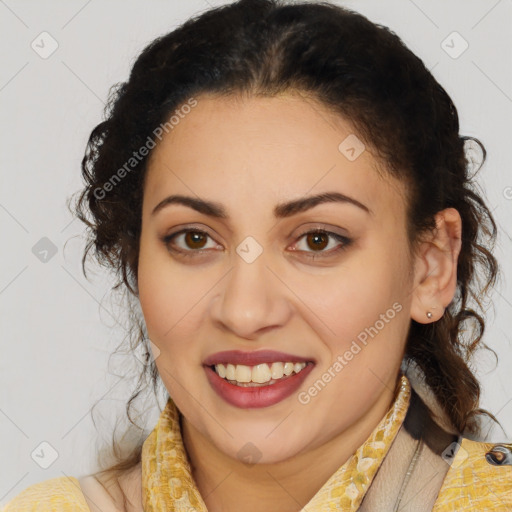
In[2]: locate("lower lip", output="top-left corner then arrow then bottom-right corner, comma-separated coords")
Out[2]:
204,364 -> 314,409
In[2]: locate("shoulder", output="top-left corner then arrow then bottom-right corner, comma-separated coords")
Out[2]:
433,438 -> 512,511
76,474 -> 123,512
2,476 -> 90,512
79,464 -> 143,512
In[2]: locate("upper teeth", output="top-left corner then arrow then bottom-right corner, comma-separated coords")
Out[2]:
214,362 -> 307,383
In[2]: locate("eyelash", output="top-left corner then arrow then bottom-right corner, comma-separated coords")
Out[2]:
161,228 -> 353,260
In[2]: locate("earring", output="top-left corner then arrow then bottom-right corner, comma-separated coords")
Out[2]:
426,311 -> 433,319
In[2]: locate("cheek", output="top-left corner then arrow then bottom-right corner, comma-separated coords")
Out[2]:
295,251 -> 410,419
294,235 -> 411,359
137,244 -> 169,338
322,249 -> 406,315
137,237 -> 196,343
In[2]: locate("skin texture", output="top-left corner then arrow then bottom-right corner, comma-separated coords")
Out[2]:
135,91 -> 462,512
79,466 -> 143,512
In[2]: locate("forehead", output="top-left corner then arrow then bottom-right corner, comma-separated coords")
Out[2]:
143,92 -> 405,220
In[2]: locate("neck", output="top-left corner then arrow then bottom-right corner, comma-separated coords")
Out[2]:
181,376 -> 399,512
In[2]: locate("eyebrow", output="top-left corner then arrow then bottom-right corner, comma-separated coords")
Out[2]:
151,191 -> 372,218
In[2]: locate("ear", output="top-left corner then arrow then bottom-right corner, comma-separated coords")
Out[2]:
410,207 -> 462,324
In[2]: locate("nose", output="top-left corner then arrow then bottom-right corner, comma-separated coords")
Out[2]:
209,247 -> 292,340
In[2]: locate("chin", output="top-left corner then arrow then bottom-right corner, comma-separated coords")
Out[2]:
220,433 -> 306,466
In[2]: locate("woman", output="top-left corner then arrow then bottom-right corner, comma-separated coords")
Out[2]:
4,0 -> 511,510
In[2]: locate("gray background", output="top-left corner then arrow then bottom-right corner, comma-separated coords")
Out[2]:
1,0 -> 511,504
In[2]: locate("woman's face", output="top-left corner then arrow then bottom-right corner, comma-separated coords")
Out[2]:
137,92 -> 415,464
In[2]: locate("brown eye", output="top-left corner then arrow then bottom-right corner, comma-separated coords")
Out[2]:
184,231 -> 208,249
161,229 -> 219,257
305,232 -> 329,251
293,229 -> 352,259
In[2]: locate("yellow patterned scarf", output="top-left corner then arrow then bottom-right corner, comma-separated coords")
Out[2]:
142,374 -> 411,511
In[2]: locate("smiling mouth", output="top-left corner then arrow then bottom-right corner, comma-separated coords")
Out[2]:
209,361 -> 313,387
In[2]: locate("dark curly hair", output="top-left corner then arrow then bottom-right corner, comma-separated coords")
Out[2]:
68,0 -> 501,488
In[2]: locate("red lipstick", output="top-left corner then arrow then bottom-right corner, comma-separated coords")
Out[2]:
203,349 -> 314,366
203,350 -> 315,409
